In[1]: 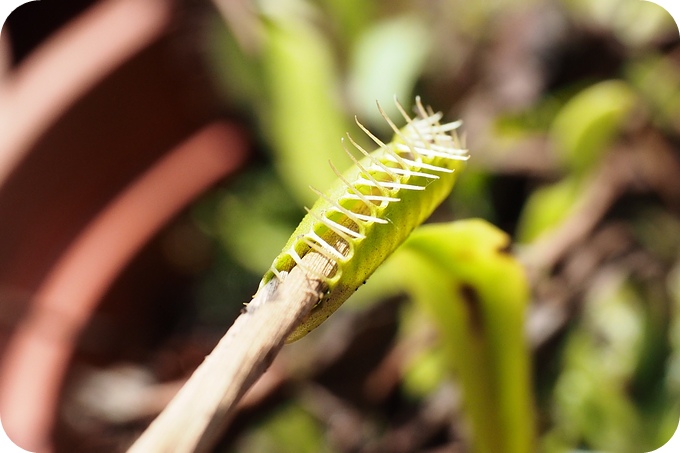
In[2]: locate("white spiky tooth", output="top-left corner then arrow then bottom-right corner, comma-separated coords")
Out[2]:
316,191 -> 371,229
347,133 -> 408,176
353,212 -> 389,224
343,193 -> 401,202
433,153 -> 469,161
356,178 -> 426,191
355,115 -> 413,174
308,231 -> 346,259
413,118 -> 444,131
416,144 -> 468,157
394,96 -> 415,125
303,233 -> 346,262
310,186 -> 360,222
354,115 -> 414,171
430,145 -> 468,156
344,135 -> 398,180
271,267 -> 284,282
305,207 -> 366,240
376,101 -> 400,137
382,146 -> 411,172
329,159 -> 376,213
410,133 -> 451,143
377,102 -> 425,161
382,154 -> 454,173
434,120 -> 463,132
288,247 -> 326,281
395,143 -> 468,161
305,207 -> 365,240
343,136 -> 397,193
368,170 -> 400,183
355,115 -> 388,150
390,167 -> 440,179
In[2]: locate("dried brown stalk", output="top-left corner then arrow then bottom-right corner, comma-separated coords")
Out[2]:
126,251 -> 333,453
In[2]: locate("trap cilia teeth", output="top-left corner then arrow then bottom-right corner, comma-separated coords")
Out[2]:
257,96 -> 469,342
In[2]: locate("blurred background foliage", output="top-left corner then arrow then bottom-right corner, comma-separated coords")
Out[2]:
130,0 -> 680,451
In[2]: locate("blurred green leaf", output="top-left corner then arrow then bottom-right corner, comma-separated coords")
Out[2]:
516,176 -> 583,244
397,303 -> 449,398
546,272 -> 650,452
213,169 -> 301,275
447,169 -> 496,223
262,11 -> 351,204
233,403 -> 333,453
348,15 -> 431,127
626,53 -> 680,134
315,0 -> 375,46
495,95 -> 563,138
550,80 -> 636,174
207,14 -> 266,112
562,0 -> 676,47
402,346 -> 449,398
382,219 -> 535,453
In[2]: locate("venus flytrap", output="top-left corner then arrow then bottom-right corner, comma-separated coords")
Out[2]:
256,98 -> 535,453
257,97 -> 468,341
255,98 -> 535,453
129,99 -> 534,453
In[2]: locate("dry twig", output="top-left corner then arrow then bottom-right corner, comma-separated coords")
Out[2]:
126,251 -> 333,453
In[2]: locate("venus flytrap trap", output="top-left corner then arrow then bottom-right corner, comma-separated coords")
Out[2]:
254,99 -> 536,453
257,97 -> 468,342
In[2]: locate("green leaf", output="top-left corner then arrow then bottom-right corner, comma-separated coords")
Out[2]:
262,14 -> 350,204
382,219 -> 535,453
626,53 -> 680,134
348,15 -> 431,127
235,402 -> 333,453
516,177 -> 583,244
548,272 -> 646,452
214,169 -> 300,274
550,80 -> 636,174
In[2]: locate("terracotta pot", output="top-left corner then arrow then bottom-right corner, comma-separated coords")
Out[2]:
0,1 -> 250,451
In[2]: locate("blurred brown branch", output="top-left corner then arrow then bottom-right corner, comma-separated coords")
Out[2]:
127,251 -> 332,453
